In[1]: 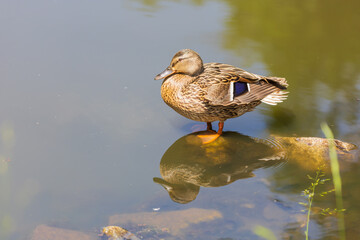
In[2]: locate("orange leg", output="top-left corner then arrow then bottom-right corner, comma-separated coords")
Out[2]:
197,121 -> 224,144
207,122 -> 213,131
217,121 -> 224,135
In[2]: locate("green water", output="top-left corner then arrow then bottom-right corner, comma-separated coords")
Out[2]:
1,0 -> 359,239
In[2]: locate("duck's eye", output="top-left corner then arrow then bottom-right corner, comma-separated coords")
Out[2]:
172,58 -> 184,67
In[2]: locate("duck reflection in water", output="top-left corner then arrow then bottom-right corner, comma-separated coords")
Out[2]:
154,131 -> 357,204
153,131 -> 285,204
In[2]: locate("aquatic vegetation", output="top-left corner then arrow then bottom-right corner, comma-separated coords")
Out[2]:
299,166 -> 331,240
300,167 -> 346,240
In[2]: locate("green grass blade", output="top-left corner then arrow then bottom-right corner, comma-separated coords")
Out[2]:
320,122 -> 346,240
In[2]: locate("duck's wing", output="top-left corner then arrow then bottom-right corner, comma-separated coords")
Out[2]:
199,63 -> 288,106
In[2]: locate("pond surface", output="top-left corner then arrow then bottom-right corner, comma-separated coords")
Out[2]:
1,0 -> 360,239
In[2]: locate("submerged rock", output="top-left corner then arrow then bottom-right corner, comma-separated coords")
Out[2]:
272,136 -> 358,170
108,208 -> 222,237
31,225 -> 96,240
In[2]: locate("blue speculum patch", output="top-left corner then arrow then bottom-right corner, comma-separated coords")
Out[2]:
233,82 -> 248,97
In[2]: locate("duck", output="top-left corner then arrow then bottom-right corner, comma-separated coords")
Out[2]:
155,49 -> 288,136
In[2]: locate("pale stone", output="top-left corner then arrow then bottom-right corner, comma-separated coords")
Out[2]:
31,225 -> 95,240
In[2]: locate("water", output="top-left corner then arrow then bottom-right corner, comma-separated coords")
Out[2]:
1,0 -> 360,239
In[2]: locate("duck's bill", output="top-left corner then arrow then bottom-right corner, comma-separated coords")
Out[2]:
153,177 -> 173,190
154,67 -> 175,80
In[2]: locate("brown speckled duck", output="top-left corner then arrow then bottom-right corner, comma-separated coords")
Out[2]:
155,49 -> 288,135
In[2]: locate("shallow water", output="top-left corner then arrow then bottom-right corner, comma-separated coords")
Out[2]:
1,0 -> 360,239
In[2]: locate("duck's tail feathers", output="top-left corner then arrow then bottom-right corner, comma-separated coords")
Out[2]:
266,77 -> 288,89
261,90 -> 288,105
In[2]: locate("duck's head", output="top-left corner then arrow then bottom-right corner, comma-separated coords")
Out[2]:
155,49 -> 204,80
